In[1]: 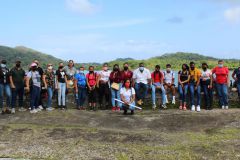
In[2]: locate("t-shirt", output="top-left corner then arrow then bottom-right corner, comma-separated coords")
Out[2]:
9,67 -> 26,88
151,71 -> 164,83
133,68 -> 151,84
86,72 -> 98,87
27,71 -> 41,87
189,68 -> 201,83
120,87 -> 135,103
64,66 -> 77,80
121,70 -> 133,81
44,70 -> 55,87
201,69 -> 212,81
75,73 -> 87,87
110,71 -> 122,83
178,70 -> 189,85
233,68 -> 240,84
0,67 -> 10,84
212,67 -> 229,84
98,70 -> 111,82
56,70 -> 66,83
163,71 -> 174,84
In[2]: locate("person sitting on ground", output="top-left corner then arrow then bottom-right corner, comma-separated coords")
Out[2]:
151,65 -> 167,110
133,63 -> 151,106
120,79 -> 136,115
232,66 -> 240,101
163,64 -> 176,105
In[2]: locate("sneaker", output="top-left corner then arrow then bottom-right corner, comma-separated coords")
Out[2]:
1,110 -> 5,115
152,104 -> 157,110
131,110 -> 134,115
11,108 -> 15,114
225,106 -> 229,110
165,96 -> 169,104
191,105 -> 195,111
172,98 -> 176,105
162,104 -> 167,109
183,106 -> 187,111
30,109 -> 38,114
19,107 -> 27,112
179,106 -> 183,110
112,106 -> 116,111
5,108 -> 12,114
116,107 -> 121,111
222,106 -> 225,109
38,105 -> 43,110
36,108 -> 42,112
196,105 -> 201,112
46,107 -> 54,111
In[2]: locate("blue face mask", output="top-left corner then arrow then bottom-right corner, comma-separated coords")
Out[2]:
139,67 -> 144,72
79,70 -> 84,74
218,64 -> 223,68
1,64 -> 6,68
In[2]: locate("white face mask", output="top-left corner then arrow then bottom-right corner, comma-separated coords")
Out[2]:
48,66 -> 53,70
1,64 -> 6,68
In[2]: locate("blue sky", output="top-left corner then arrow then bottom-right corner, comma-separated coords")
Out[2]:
0,0 -> 240,63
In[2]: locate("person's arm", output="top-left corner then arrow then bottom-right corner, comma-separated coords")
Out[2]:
74,75 -> 78,93
210,74 -> 213,89
25,73 -> 31,92
64,75 -> 68,88
55,74 -> 58,89
43,74 -> 47,89
9,76 -> 15,89
232,70 -> 237,81
195,71 -> 201,89
160,72 -> 164,85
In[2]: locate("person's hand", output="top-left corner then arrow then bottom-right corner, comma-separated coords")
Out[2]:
75,89 -> 78,93
195,86 -> 198,90
209,85 -> 212,89
11,84 -> 16,89
26,87 -> 30,93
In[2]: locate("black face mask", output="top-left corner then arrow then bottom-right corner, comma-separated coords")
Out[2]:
114,68 -> 119,71
124,67 -> 128,71
89,71 -> 94,74
202,67 -> 207,71
16,64 -> 21,68
32,67 -> 37,71
59,66 -> 63,69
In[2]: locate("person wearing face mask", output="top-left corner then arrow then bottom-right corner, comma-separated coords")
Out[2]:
212,60 -> 229,109
178,64 -> 190,111
43,63 -> 55,111
121,62 -> 133,82
86,66 -> 98,111
200,63 -> 213,110
151,65 -> 167,110
189,62 -> 202,112
74,66 -> 87,110
26,63 -> 42,114
133,63 -> 151,106
163,64 -> 176,105
55,62 -> 68,110
64,60 -> 77,89
109,64 -> 123,111
0,60 -> 12,114
97,63 -> 111,109
120,79 -> 136,115
232,66 -> 240,101
9,60 -> 26,113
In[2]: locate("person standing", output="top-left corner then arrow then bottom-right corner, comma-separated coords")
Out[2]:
121,62 -> 133,83
232,66 -> 240,101
212,60 -> 229,109
9,60 -> 26,114
0,60 -> 12,114
64,60 -> 77,92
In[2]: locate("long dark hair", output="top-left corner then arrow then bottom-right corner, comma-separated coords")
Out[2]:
122,79 -> 132,88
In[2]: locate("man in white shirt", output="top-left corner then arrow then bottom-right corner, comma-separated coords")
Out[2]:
163,64 -> 176,104
97,63 -> 111,109
133,63 -> 151,106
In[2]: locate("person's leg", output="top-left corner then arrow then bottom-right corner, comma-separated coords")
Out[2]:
237,83 -> 240,99
62,83 -> 66,107
4,84 -> 12,108
80,88 -> 87,107
18,87 -> 24,108
11,87 -> 17,109
98,83 -> 104,105
34,87 -> 41,109
178,85 -> 183,109
202,85 -> 209,109
151,85 -> 156,105
0,84 -> 4,110
222,84 -> 228,107
111,88 -> 116,107
47,87 -> 53,108
30,86 -> 37,110
116,88 -> 121,108
196,85 -> 201,106
142,83 -> 148,101
208,88 -> 213,109
171,85 -> 176,103
189,83 -> 195,107
129,102 -> 135,115
58,83 -> 62,107
134,83 -> 140,101
216,84 -> 224,108
183,85 -> 189,109
160,84 -> 166,105
104,83 -> 110,106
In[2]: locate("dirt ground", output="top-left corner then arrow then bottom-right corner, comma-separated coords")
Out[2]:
0,108 -> 240,160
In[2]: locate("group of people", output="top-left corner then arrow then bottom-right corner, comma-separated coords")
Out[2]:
0,58 -> 240,115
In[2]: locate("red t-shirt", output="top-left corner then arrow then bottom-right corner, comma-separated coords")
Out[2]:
86,72 -> 98,86
121,70 -> 133,81
212,67 -> 229,84
151,71 -> 164,83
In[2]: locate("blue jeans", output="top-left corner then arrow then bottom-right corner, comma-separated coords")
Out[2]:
178,84 -> 188,103
135,83 -> 148,101
216,83 -> 228,106
111,83 -> 122,107
189,83 -> 201,106
151,83 -> 166,105
0,84 -> 11,108
202,84 -> 213,108
47,87 -> 53,108
11,86 -> 24,108
121,102 -> 136,111
30,85 -> 41,110
58,83 -> 66,106
77,86 -> 87,106
237,83 -> 240,97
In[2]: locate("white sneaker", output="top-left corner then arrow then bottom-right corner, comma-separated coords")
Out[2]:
172,98 -> 176,104
191,105 -> 195,111
152,104 -> 157,110
225,106 -> 229,110
19,107 -> 27,112
162,104 -> 167,109
196,105 -> 201,112
11,108 -> 15,114
46,107 -> 54,111
30,109 -> 38,114
165,95 -> 169,104
38,105 -> 43,110
222,106 -> 225,109
36,108 -> 42,112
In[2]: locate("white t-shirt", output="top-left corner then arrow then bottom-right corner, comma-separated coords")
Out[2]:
201,69 -> 212,81
164,71 -> 174,84
27,71 -> 41,87
120,87 -> 135,103
99,70 -> 111,82
133,68 -> 151,84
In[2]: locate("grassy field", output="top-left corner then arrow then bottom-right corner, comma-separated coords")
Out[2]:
0,108 -> 240,160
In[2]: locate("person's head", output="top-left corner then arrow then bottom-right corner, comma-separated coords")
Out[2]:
155,65 -> 160,72
15,60 -> 21,68
58,62 -> 64,70
89,66 -> 94,73
79,66 -> 85,73
113,64 -> 119,72
218,60 -> 224,68
1,60 -> 7,68
31,63 -> 38,71
182,64 -> 188,71
166,64 -> 171,72
68,60 -> 74,68
47,63 -> 53,70
202,63 -> 208,70
123,62 -> 129,71
190,62 -> 195,70
34,60 -> 39,67
139,62 -> 144,72
102,63 -> 108,71
123,79 -> 131,88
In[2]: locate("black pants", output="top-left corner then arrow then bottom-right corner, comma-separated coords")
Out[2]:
98,82 -> 110,105
88,88 -> 97,103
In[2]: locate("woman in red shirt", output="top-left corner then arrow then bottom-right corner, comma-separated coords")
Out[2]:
212,60 -> 229,109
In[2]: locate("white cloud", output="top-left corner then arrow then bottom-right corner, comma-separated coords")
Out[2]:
66,0 -> 99,15
224,6 -> 240,24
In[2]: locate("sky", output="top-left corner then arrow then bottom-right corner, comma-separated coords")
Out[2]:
0,0 -> 240,63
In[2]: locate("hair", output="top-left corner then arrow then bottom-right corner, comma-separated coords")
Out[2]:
202,62 -> 208,68
68,60 -> 74,67
218,60 -> 224,63
123,62 -> 129,66
166,64 -> 171,67
89,65 -> 94,69
59,62 -> 64,65
139,62 -> 144,67
155,65 -> 160,69
182,64 -> 189,71
123,79 -> 131,88
190,61 -> 195,65
103,63 -> 108,67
